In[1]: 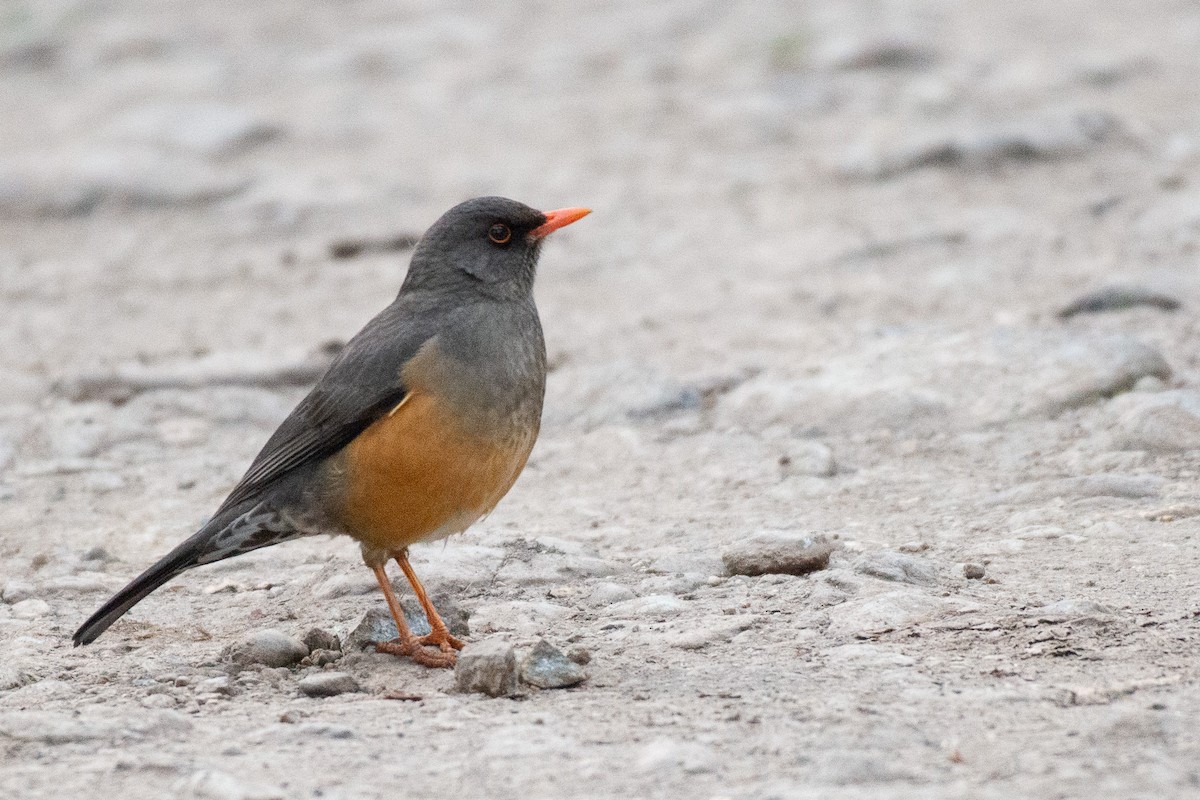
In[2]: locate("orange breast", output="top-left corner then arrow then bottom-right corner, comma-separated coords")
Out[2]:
337,391 -> 535,552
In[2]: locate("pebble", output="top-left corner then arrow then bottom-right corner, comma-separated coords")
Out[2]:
297,671 -> 361,698
667,616 -> 757,650
1113,400 -> 1200,452
635,738 -> 719,775
722,532 -> 835,576
963,563 -> 986,580
606,595 -> 688,618
856,551 -> 940,586
177,769 -> 284,800
519,639 -> 587,689
454,639 -> 519,697
1057,286 -> 1181,318
1030,599 -> 1114,620
341,597 -> 470,650
301,627 -> 341,653
196,676 -> 234,696
1,580 -> 35,604
778,440 -> 837,478
987,475 -> 1163,506
818,36 -> 934,71
222,629 -> 309,668
0,668 -> 38,691
840,110 -> 1120,180
314,572 -> 378,598
302,649 -> 342,667
1036,337 -> 1171,417
10,598 -> 52,619
584,581 -> 636,606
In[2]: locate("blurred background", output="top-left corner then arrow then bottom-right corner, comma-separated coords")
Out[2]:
4,1 -> 1200,798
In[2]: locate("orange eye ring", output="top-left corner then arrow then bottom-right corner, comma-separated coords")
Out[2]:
488,224 -> 511,245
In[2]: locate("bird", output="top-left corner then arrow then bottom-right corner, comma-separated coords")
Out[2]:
73,197 -> 590,668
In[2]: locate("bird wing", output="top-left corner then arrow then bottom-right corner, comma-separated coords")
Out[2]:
215,302 -> 435,514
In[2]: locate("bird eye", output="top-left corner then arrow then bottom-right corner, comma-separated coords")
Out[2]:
488,224 -> 511,245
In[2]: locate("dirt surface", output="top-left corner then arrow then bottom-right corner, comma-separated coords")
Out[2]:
4,1 -> 1200,798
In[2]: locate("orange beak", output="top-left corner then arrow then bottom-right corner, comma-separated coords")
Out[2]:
530,207 -> 591,239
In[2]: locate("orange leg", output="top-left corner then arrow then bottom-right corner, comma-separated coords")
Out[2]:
368,563 -> 455,669
394,550 -> 467,656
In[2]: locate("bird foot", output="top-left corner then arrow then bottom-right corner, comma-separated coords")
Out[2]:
374,638 -> 457,668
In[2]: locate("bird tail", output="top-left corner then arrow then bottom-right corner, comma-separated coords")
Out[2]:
73,501 -> 300,646
72,531 -> 208,646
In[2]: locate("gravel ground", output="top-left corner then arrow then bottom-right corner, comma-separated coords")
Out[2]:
4,1 -> 1200,798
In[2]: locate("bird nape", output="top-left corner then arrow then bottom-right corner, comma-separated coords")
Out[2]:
73,197 -> 591,668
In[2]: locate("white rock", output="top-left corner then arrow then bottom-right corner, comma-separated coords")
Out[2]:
177,769 -> 284,800
297,671 -> 360,698
584,582 -> 636,607
10,599 -> 51,619
1,580 -> 35,604
636,738 -> 718,775
454,639 -> 518,697
607,594 -> 688,617
222,629 -> 308,668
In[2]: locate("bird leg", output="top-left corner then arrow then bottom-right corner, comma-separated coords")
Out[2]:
368,563 -> 456,669
394,550 -> 467,655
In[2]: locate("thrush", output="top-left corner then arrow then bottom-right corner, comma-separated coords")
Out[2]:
73,197 -> 590,667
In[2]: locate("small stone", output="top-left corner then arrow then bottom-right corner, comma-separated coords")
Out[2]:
667,617 -> 757,650
196,676 -> 233,696
301,628 -> 341,653
1,580 -> 35,604
1114,402 -> 1200,452
454,639 -> 519,697
1030,599 -> 1115,620
519,639 -> 587,689
177,769 -> 284,800
302,649 -> 343,667
963,563 -> 986,580
0,668 -> 39,691
1057,286 -> 1181,319
343,606 -> 419,650
778,441 -> 837,478
841,110 -> 1120,180
296,722 -> 356,739
81,546 -> 114,563
820,36 -> 934,71
987,475 -> 1163,506
566,647 -> 591,665
297,671 -> 360,698
607,595 -> 688,617
584,582 -> 636,606
141,693 -> 178,709
856,551 -> 940,586
722,532 -> 835,576
10,598 -> 51,619
222,629 -> 309,668
342,597 -> 469,650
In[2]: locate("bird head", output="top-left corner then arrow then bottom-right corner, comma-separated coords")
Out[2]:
403,196 -> 590,299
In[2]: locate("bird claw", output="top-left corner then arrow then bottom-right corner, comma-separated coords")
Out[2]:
417,630 -> 466,652
374,637 -> 457,668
